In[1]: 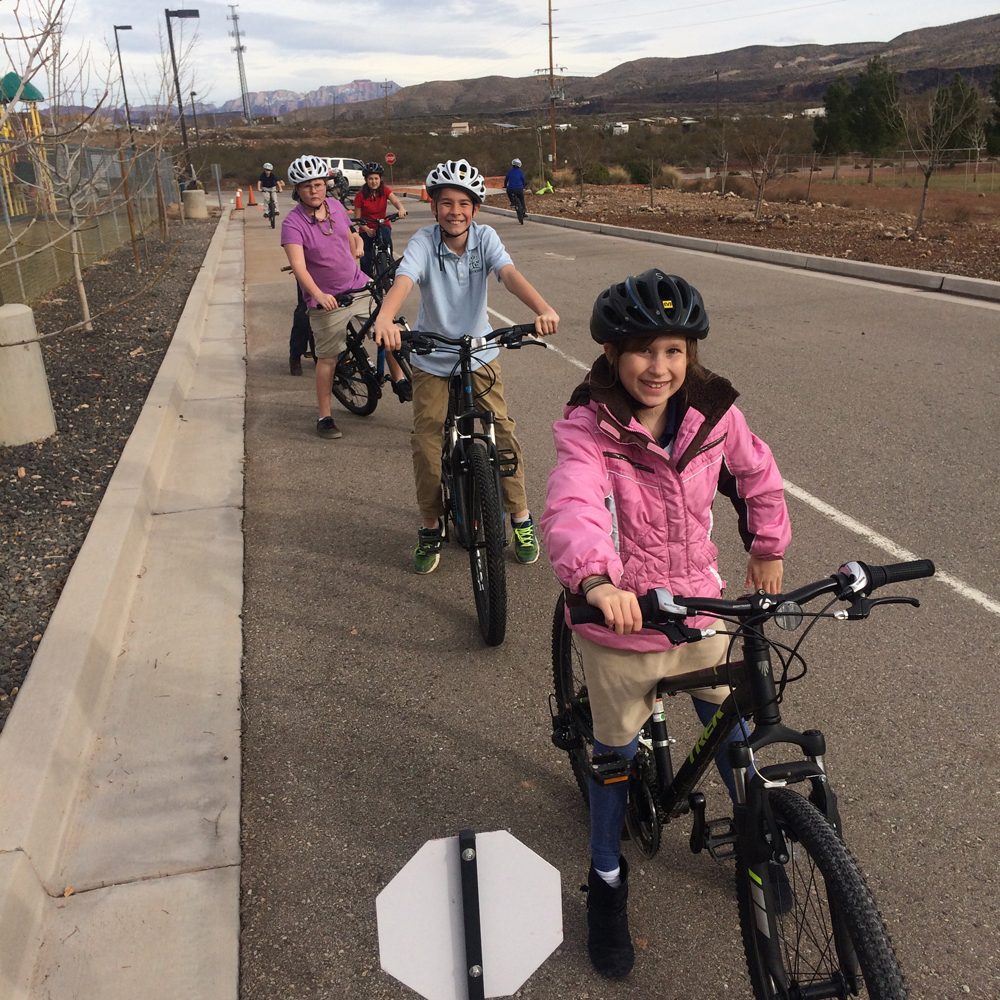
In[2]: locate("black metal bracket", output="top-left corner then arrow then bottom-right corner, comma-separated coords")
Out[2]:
459,829 -> 485,1000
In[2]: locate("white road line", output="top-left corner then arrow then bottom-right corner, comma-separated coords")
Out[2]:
487,306 -> 590,372
783,483 -> 1000,617
494,301 -> 1000,618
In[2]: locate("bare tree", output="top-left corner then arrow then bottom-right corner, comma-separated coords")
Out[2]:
895,73 -> 980,231
0,0 -> 176,322
736,118 -> 786,219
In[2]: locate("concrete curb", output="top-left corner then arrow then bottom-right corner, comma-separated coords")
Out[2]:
0,208 -> 242,998
479,205 -> 1000,303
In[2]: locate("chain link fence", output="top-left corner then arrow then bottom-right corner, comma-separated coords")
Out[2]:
0,144 -> 178,306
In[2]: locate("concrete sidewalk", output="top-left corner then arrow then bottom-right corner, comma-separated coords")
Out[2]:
0,210 -> 246,999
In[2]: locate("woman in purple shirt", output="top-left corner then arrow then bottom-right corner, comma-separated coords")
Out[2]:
281,154 -> 399,439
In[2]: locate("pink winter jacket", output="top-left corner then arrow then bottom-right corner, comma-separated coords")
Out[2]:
540,357 -> 790,653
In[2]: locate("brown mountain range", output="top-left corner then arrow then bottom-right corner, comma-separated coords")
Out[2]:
287,13 -> 1000,123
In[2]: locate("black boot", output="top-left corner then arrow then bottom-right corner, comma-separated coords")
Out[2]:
586,855 -> 634,978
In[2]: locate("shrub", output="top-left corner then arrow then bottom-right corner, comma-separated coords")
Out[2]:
655,165 -> 685,189
576,161 -> 611,185
623,159 -> 661,185
607,165 -> 629,184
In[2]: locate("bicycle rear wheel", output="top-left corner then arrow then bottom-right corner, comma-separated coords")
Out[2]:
551,593 -> 593,805
737,788 -> 906,1000
466,442 -> 507,646
332,335 -> 381,416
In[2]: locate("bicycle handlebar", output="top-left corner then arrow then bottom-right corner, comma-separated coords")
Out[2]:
355,213 -> 400,227
400,324 -> 542,354
568,558 -> 935,628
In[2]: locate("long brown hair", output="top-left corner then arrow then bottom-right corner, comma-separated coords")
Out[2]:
602,335 -> 707,384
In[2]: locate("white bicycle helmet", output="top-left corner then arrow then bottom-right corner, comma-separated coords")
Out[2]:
511,158 -> 522,167
425,159 -> 486,204
263,162 -> 273,170
287,154 -> 329,185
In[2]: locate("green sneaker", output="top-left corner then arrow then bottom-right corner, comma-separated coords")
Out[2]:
414,521 -> 443,574
511,514 -> 539,564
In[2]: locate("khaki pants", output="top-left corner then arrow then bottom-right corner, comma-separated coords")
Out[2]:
411,360 -> 528,521
310,291 -> 373,359
578,623 -> 730,746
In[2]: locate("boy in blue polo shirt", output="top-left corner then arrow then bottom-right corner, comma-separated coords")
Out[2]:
374,159 -> 559,574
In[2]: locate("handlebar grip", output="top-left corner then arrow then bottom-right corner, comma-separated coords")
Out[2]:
860,559 -> 935,592
568,592 -> 660,626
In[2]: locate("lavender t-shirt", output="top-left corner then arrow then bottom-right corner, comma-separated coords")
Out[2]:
280,198 -> 366,306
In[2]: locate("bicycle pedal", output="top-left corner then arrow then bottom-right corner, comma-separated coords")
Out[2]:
705,817 -> 738,861
497,449 -> 518,478
589,752 -> 630,785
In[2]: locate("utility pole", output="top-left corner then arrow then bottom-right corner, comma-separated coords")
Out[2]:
715,69 -> 720,121
228,5 -> 254,126
547,0 -> 556,167
381,79 -> 392,149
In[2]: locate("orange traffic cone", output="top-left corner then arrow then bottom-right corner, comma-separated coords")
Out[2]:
235,188 -> 245,210
247,186 -> 257,206
420,184 -> 430,203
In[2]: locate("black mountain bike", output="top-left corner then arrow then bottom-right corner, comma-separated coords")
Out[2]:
355,212 -> 399,276
263,188 -> 279,228
331,255 -> 413,417
401,324 -> 541,646
506,189 -> 526,224
551,558 -> 935,999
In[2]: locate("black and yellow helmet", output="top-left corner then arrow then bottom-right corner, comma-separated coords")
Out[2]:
591,269 -> 709,343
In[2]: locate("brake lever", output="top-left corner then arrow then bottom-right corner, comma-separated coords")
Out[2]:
647,620 -> 712,644
841,595 -> 920,621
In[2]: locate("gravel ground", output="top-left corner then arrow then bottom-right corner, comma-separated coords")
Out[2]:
0,216 -> 219,731
487,186 -> 1000,282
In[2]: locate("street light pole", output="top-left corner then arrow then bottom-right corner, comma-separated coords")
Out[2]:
190,90 -> 200,145
113,25 -> 134,137
164,8 -> 200,175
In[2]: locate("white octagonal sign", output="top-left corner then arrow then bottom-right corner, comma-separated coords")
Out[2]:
377,830 -> 562,1000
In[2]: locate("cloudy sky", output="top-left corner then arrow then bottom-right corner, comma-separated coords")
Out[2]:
3,0 -> 999,106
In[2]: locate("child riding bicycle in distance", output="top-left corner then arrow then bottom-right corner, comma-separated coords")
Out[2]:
257,162 -> 283,211
373,158 -> 559,574
540,270 -> 790,978
504,158 -> 527,222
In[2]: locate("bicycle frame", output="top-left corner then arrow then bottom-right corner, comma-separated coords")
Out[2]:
639,612 -> 839,827
441,338 -> 505,551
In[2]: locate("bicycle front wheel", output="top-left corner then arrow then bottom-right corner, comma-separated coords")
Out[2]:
466,442 -> 507,646
737,788 -> 906,1000
551,593 -> 593,805
332,337 -> 380,416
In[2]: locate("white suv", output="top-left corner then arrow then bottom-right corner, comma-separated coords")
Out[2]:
325,157 -> 366,192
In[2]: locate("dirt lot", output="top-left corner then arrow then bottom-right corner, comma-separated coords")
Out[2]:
487,180 -> 1000,283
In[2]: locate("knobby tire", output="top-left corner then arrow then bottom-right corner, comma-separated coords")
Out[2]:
467,443 -> 507,646
736,788 -> 907,1000
332,339 -> 380,416
551,593 -> 593,805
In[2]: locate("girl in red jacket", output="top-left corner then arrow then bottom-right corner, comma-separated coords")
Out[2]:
540,269 -> 791,978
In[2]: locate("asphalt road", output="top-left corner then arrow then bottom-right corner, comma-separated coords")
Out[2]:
239,195 -> 1000,1000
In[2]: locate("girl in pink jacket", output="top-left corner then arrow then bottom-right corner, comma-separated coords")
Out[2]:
540,269 -> 790,979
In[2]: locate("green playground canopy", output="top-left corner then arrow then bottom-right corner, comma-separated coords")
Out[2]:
0,72 -> 45,103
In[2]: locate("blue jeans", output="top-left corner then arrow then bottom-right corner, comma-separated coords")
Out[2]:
589,698 -> 751,872
360,225 -> 392,279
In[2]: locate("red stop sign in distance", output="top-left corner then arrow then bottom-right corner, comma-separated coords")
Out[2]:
385,153 -> 396,165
